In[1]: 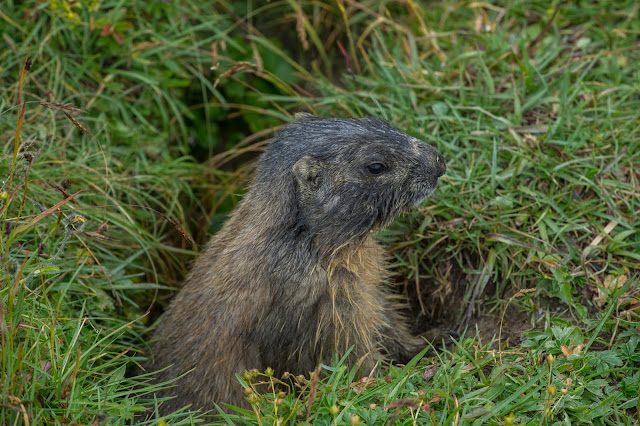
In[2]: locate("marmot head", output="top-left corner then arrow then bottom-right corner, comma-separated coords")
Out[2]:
256,115 -> 446,252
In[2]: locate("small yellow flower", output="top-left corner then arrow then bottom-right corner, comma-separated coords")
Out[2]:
504,412 -> 515,425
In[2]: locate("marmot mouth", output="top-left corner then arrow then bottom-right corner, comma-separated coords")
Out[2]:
410,184 -> 438,207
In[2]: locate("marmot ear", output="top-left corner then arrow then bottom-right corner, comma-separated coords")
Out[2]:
293,156 -> 322,189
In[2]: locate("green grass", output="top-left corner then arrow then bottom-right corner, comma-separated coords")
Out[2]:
1,0 -> 639,424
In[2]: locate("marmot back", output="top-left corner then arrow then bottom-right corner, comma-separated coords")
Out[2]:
148,115 -> 446,414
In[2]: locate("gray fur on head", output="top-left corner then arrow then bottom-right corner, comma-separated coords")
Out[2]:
253,115 -> 445,257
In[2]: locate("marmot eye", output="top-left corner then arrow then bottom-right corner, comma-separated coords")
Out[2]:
366,163 -> 385,175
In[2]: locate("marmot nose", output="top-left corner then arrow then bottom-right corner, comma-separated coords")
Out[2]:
425,147 -> 446,178
434,151 -> 446,177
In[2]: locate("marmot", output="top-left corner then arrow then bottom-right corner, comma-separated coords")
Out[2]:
148,115 -> 446,414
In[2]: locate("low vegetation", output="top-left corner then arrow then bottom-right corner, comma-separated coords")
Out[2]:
1,0 -> 638,424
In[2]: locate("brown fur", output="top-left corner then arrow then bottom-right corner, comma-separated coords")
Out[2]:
147,115 -> 446,414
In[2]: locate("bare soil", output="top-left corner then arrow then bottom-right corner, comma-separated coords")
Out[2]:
400,263 -> 566,350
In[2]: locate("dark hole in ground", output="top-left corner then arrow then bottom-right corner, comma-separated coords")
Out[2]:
399,259 -> 575,351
